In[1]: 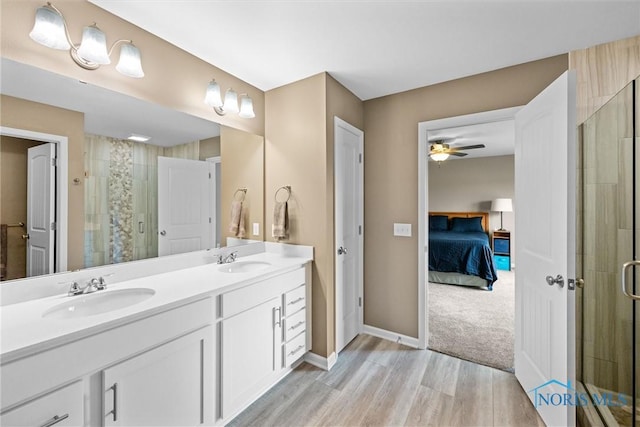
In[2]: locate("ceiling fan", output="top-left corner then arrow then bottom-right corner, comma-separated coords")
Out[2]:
429,139 -> 485,162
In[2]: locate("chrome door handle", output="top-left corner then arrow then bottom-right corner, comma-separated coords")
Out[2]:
337,246 -> 347,255
21,234 -> 30,240
159,230 -> 166,236
40,414 -> 69,427
621,261 -> 640,301
545,274 -> 564,288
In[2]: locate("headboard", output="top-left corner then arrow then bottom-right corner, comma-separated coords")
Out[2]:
429,211 -> 490,232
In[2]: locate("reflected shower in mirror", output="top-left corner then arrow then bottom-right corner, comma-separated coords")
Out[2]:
0,58 -> 264,281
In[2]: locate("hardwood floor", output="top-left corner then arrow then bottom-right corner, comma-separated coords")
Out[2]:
228,334 -> 545,427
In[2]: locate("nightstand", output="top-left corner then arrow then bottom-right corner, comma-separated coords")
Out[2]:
492,230 -> 511,271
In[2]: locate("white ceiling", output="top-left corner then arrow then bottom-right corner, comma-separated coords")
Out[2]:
89,0 -> 640,101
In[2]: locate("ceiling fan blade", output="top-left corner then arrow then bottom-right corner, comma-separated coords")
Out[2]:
450,152 -> 468,157
454,144 -> 485,150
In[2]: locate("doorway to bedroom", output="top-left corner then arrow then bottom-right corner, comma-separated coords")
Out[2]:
420,107 -> 519,372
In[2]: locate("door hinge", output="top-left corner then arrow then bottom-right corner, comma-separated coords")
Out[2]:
358,225 -> 362,235
208,172 -> 212,179
209,217 -> 212,224
359,153 -> 362,163
358,297 -> 362,307
51,158 -> 57,167
50,222 -> 56,230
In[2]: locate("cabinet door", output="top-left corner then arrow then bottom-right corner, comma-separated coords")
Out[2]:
0,381 -> 83,427
221,296 -> 281,418
103,326 -> 212,426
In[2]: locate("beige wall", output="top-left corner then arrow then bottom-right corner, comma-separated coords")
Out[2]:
1,0 -> 264,136
1,95 -> 85,271
363,55 -> 568,338
429,155 -> 515,260
265,73 -> 363,358
0,136 -> 42,280
199,136 -> 221,160
221,127 -> 264,244
570,34 -> 640,125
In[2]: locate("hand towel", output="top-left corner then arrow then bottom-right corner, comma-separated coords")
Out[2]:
0,224 -> 6,280
228,201 -> 246,238
272,201 -> 289,240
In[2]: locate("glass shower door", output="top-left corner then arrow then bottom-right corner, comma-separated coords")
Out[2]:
579,78 -> 638,427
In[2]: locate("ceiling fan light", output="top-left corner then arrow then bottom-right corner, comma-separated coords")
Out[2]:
430,152 -> 449,162
77,24 -> 111,65
30,4 -> 70,50
116,42 -> 144,78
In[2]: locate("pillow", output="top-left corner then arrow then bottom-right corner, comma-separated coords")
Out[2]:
450,216 -> 483,232
429,215 -> 449,231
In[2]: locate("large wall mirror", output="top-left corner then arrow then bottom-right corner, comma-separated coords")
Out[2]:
0,58 -> 264,282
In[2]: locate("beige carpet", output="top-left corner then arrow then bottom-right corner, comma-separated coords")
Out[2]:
428,270 -> 514,371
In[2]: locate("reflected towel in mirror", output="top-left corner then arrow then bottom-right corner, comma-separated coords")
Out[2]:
228,201 -> 246,238
272,201 -> 289,241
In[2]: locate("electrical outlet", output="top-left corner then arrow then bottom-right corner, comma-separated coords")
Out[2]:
252,223 -> 260,236
393,223 -> 412,237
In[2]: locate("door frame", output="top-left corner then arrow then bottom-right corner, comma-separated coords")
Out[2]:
416,106 -> 522,349
206,156 -> 221,248
334,116 -> 364,355
0,126 -> 68,273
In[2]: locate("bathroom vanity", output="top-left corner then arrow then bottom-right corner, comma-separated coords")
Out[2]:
0,242 -> 313,426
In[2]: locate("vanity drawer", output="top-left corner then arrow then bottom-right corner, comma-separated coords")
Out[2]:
1,380 -> 83,427
284,332 -> 307,367
284,308 -> 306,342
283,285 -> 306,316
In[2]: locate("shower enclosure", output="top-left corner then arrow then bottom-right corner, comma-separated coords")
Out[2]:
578,77 -> 639,426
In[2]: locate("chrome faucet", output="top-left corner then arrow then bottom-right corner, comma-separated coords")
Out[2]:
68,276 -> 108,296
216,251 -> 238,264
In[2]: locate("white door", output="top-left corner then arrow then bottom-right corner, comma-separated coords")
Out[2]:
335,117 -> 364,353
26,143 -> 55,277
514,71 -> 576,427
158,157 -> 211,256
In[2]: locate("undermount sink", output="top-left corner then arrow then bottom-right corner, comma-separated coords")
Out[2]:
218,261 -> 271,273
43,288 -> 155,319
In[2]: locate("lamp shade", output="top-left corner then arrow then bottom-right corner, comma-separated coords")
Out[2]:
204,80 -> 223,108
29,4 -> 70,50
239,96 -> 255,119
491,198 -> 513,212
430,152 -> 449,162
116,42 -> 144,78
77,24 -> 110,65
223,88 -> 239,114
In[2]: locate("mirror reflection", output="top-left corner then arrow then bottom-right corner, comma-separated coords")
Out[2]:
0,58 -> 264,282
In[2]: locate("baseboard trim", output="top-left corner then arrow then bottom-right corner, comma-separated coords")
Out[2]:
304,351 -> 337,371
363,325 -> 420,348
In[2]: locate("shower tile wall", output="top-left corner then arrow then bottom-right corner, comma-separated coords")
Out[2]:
582,83 -> 634,398
84,136 -> 200,267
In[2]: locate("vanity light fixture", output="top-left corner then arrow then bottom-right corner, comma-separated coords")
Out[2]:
204,79 -> 255,118
29,2 -> 144,78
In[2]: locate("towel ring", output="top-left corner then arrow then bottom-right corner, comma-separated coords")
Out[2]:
275,185 -> 291,203
234,188 -> 247,202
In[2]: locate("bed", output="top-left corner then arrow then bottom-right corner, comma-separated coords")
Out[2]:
428,212 -> 498,290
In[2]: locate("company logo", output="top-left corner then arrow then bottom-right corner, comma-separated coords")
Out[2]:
528,379 -> 627,408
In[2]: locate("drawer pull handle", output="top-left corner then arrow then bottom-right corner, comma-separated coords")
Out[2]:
40,414 -> 69,427
288,297 -> 304,305
106,383 -> 118,421
288,344 -> 305,356
288,321 -> 305,331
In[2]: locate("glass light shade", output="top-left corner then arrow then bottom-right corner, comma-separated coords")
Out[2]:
29,4 -> 70,50
430,152 -> 449,162
77,24 -> 110,65
491,198 -> 513,212
204,80 -> 223,108
223,89 -> 239,114
238,96 -> 255,119
116,43 -> 144,78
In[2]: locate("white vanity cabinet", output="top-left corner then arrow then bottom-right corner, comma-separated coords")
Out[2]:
0,381 -> 83,427
103,326 -> 212,426
218,266 -> 311,422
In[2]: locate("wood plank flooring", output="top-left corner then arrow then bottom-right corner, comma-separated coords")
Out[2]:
228,334 -> 545,427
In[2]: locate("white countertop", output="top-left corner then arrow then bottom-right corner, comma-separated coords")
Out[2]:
0,248 -> 312,363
